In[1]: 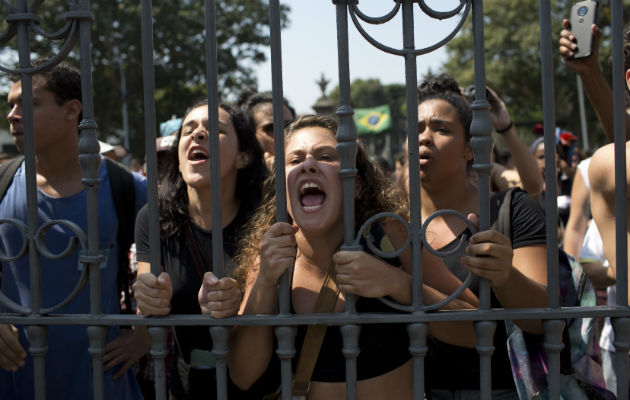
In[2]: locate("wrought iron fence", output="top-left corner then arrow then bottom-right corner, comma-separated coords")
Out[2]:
0,1 -> 628,400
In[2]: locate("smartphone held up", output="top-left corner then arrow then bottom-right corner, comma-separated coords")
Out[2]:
569,0 -> 598,59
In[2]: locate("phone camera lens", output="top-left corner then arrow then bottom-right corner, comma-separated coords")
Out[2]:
577,6 -> 588,16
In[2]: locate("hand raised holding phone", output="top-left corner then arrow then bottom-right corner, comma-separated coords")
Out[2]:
566,0 -> 599,59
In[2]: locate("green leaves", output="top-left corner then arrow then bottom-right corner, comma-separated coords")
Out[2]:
1,0 -> 289,159
443,0 -> 628,148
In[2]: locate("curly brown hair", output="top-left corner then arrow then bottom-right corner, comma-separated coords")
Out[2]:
234,114 -> 408,289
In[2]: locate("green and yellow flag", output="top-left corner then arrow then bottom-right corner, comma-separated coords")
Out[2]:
353,105 -> 392,135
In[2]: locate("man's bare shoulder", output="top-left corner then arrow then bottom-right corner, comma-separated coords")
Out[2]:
589,142 -> 625,192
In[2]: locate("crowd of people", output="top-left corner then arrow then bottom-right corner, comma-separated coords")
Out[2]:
0,16 -> 629,400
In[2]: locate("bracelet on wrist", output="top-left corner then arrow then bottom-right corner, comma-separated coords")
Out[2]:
496,121 -> 513,135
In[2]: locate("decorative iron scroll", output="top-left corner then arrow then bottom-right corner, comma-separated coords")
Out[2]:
348,0 -> 470,56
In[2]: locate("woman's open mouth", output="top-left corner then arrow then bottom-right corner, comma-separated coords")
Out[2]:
188,148 -> 209,164
419,151 -> 431,166
299,182 -> 326,212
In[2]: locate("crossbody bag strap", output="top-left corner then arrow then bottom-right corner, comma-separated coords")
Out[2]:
292,264 -> 341,396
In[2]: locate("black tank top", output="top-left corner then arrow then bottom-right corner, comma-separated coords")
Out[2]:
292,223 -> 411,382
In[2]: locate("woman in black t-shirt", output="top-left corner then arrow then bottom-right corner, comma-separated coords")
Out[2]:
132,100 -> 274,399
415,75 -> 548,398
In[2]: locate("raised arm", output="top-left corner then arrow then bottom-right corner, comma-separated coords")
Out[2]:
559,19 -> 630,142
487,87 -> 544,198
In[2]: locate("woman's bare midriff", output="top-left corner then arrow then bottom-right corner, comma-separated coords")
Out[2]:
305,359 -> 413,400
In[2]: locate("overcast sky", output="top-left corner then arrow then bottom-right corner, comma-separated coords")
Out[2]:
253,0 -> 464,114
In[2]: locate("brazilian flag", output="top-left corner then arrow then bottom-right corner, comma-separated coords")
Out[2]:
354,105 -> 392,135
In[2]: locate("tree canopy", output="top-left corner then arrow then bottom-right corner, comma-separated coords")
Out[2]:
0,0 -> 289,159
326,1 -> 627,155
443,0 -> 629,150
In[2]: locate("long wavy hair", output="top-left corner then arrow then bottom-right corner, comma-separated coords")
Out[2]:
234,114 -> 408,288
158,100 -> 267,237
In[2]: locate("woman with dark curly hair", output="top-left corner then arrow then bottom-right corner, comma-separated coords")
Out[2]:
132,99 -> 276,398
416,75 -> 548,399
227,114 -> 478,400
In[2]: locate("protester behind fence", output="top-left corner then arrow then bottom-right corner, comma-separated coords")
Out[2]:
132,100 -> 278,399
531,135 -> 573,243
393,150 -> 407,182
99,140 -> 130,163
561,154 -> 615,394
0,59 -> 146,399
559,17 -> 628,258
227,114 -> 481,399
370,154 -> 395,180
239,90 -> 296,163
490,146 -> 524,191
562,20 -> 630,397
415,75 -> 548,399
463,85 -> 544,199
559,19 -> 630,142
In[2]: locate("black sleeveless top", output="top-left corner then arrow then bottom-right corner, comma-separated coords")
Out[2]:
292,223 -> 411,382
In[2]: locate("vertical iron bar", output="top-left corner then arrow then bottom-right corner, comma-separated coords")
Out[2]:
340,324 -> 360,400
203,0 -> 230,397
276,326 -> 297,400
612,318 -> 630,399
204,2 -> 230,397
612,0 -> 628,306
402,0 -> 421,312
75,1 -> 106,397
77,3 -> 100,314
401,2 -> 424,399
407,323 -> 428,400
26,325 -> 47,400
538,0 -> 559,307
611,0 -> 629,397
469,0 -> 494,398
538,1 -> 561,397
576,76 -> 589,152
470,0 -> 492,308
334,4 -> 360,257
204,0 -> 223,278
86,326 -> 106,400
474,321 -> 495,400
15,0 -> 44,397
543,319 -> 565,400
148,327 -> 169,400
140,2 -> 167,399
119,55 -> 131,165
335,1 -> 361,398
269,0 -> 291,315
140,0 -> 160,277
268,1 -> 296,397
16,0 -> 37,311
211,327 -> 230,400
